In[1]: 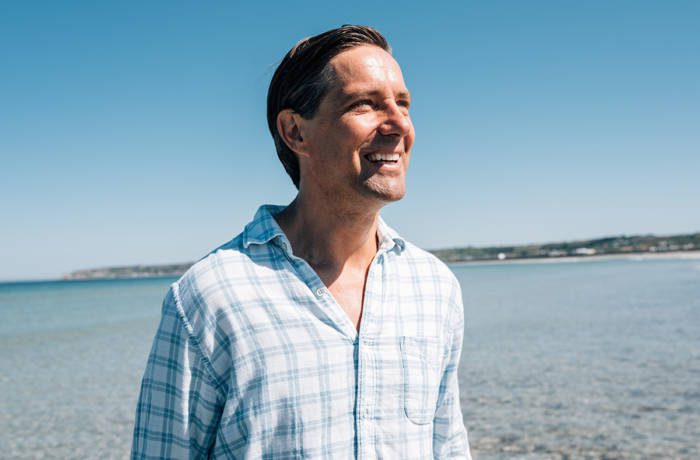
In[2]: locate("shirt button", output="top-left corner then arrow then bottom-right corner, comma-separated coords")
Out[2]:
315,288 -> 326,297
361,407 -> 370,419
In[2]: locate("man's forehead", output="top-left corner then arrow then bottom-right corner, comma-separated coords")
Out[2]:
332,47 -> 398,74
326,46 -> 409,96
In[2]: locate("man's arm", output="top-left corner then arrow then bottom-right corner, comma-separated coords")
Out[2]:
432,280 -> 472,459
132,287 -> 224,459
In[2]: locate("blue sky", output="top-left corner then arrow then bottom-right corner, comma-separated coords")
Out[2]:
1,1 -> 698,280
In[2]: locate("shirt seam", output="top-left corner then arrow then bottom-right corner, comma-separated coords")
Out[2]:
170,282 -> 227,397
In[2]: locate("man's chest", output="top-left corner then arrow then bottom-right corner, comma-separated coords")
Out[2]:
215,264 -> 450,402
200,254 -> 456,454
214,255 -> 450,341
321,266 -> 368,332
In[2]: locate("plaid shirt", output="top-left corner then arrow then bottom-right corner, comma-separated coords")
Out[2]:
132,205 -> 471,459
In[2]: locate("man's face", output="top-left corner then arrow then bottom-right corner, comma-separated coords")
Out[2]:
298,45 -> 414,208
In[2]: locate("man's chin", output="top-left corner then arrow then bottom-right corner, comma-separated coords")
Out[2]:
360,179 -> 407,204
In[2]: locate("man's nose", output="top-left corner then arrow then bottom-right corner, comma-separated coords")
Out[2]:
378,101 -> 411,137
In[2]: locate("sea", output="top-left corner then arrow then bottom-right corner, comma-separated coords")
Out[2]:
1,256 -> 699,459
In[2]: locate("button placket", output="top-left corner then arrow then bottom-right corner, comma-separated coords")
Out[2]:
357,336 -> 376,425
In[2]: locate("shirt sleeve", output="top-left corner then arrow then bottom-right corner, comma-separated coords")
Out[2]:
432,279 -> 472,459
131,286 -> 224,459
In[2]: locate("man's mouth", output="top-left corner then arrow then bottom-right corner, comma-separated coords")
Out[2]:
364,152 -> 401,164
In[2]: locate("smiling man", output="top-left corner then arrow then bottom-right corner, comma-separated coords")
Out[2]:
132,25 -> 471,459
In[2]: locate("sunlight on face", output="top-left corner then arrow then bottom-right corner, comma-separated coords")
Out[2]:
299,45 -> 415,209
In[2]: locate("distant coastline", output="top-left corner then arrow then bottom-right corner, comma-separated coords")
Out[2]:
62,231 -> 700,280
448,249 -> 700,267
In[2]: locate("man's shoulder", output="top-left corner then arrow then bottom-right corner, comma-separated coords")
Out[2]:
180,231 -> 238,275
158,233 -> 258,377
174,204 -> 286,303
394,237 -> 460,286
175,231 -> 270,305
387,232 -> 464,327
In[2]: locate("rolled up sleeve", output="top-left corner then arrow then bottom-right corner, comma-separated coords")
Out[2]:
131,287 -> 224,459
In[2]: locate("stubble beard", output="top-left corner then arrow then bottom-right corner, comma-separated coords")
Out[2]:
356,171 -> 407,206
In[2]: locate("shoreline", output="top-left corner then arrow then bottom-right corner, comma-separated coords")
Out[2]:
447,250 -> 700,267
3,251 -> 700,284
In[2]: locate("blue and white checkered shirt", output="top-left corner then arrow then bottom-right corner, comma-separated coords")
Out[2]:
132,205 -> 471,459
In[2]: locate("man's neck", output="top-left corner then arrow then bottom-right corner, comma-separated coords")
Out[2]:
274,194 -> 380,274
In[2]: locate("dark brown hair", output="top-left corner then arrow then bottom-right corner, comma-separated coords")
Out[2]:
266,25 -> 390,189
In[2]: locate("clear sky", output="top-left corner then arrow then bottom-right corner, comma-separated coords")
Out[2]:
1,1 -> 698,280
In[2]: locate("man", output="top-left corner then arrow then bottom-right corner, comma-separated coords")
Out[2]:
132,25 -> 471,459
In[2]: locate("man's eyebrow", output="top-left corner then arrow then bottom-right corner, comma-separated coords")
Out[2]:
337,88 -> 412,103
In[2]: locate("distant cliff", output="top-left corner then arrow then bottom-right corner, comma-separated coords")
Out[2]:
63,232 -> 700,280
64,263 -> 192,280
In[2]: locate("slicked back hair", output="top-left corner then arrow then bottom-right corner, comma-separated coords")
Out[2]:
266,25 -> 390,189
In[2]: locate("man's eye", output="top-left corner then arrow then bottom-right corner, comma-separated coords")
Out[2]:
348,100 -> 373,110
397,99 -> 411,109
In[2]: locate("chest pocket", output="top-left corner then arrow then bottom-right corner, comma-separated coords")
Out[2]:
400,336 -> 443,425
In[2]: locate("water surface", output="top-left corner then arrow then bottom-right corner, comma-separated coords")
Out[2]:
455,258 -> 700,459
1,258 -> 698,459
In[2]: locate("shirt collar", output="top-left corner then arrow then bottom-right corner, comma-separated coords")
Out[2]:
376,214 -> 406,254
242,204 -> 406,254
241,204 -> 287,248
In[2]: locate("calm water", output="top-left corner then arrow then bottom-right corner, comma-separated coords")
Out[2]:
1,258 -> 699,459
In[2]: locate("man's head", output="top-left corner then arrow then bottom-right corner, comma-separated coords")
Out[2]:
267,25 -> 414,207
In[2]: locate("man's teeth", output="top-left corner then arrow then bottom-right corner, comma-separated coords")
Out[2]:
366,153 -> 400,162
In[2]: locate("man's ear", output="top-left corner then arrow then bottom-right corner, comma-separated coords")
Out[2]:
277,109 -> 310,158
